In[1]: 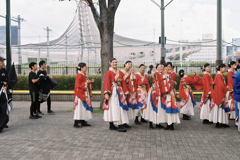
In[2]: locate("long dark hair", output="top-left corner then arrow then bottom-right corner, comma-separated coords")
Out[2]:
202,63 -> 210,72
110,58 -> 117,63
78,62 -> 86,71
229,61 -> 236,67
179,69 -> 185,78
139,64 -> 145,68
124,60 -> 132,68
216,63 -> 226,71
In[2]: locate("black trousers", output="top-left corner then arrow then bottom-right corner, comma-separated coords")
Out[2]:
37,95 -> 51,112
30,90 -> 39,116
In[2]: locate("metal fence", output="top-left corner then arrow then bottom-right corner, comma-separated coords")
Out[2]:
15,61 -> 217,75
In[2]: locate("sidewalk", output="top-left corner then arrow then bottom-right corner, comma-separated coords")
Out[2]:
0,101 -> 239,160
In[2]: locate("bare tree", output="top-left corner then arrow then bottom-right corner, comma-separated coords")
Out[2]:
60,0 -> 121,107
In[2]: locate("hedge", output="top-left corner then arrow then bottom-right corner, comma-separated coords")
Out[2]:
14,73 -> 227,91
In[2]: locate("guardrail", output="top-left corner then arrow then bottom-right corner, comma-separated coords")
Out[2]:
13,90 -> 202,95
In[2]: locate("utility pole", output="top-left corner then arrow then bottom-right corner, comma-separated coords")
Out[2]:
15,15 -> 24,65
216,0 -> 222,67
43,27 -> 51,74
15,15 -> 24,74
65,35 -> 68,74
6,0 -> 11,72
38,36 -> 41,69
150,0 -> 173,64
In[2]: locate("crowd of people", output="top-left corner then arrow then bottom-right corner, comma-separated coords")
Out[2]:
73,58 -> 240,132
1,57 -> 239,133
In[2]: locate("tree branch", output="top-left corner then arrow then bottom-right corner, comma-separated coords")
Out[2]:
86,0 -> 100,27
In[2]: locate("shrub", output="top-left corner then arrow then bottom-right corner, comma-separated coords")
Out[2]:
13,72 -> 228,91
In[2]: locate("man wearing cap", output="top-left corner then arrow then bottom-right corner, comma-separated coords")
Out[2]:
0,57 -> 9,132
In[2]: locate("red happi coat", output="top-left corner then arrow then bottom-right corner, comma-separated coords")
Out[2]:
120,70 -> 138,107
135,73 -> 150,110
200,72 -> 214,109
134,73 -> 150,92
212,72 -> 228,108
179,74 -> 203,108
171,72 -> 176,81
159,73 -> 173,96
150,71 -> 163,109
119,70 -> 135,94
102,68 -> 128,110
227,70 -> 234,100
73,72 -> 92,110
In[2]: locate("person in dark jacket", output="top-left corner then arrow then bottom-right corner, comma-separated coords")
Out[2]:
148,65 -> 153,74
37,60 -> 54,115
29,62 -> 41,119
0,57 -> 9,132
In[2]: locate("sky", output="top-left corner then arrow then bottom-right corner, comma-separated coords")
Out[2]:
0,0 -> 240,45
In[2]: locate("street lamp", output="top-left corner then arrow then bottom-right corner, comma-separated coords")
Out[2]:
150,0 -> 173,64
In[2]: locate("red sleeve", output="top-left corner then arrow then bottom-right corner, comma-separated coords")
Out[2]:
212,74 -> 227,106
228,71 -> 234,90
74,74 -> 86,101
134,74 -> 140,92
179,79 -> 188,99
121,76 -> 129,94
203,74 -> 212,94
185,74 -> 203,91
171,72 -> 176,81
103,71 -> 112,99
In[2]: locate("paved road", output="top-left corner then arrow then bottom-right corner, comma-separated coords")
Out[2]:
0,101 -> 240,160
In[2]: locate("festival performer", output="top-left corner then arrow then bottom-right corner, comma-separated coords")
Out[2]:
226,61 -> 236,119
178,70 -> 203,120
145,64 -> 166,129
200,63 -> 214,124
233,64 -> 240,129
135,64 -> 150,124
210,64 -> 230,128
120,60 -> 137,128
102,58 -> 129,132
73,62 -> 93,128
161,62 -> 181,131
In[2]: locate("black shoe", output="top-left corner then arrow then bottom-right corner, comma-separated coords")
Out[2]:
183,114 -> 190,120
222,124 -> 230,128
47,110 -> 55,114
169,124 -> 175,130
215,123 -> 222,128
141,117 -> 148,123
81,120 -> 91,127
123,123 -> 131,128
109,123 -> 118,130
164,125 -> 171,130
149,122 -> 154,130
117,125 -> 127,132
74,124 -> 82,128
4,125 -> 8,128
36,114 -> 42,118
156,124 -> 165,129
29,115 -> 38,119
202,119 -> 209,124
209,121 -> 213,124
134,118 -> 141,125
37,111 -> 44,115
